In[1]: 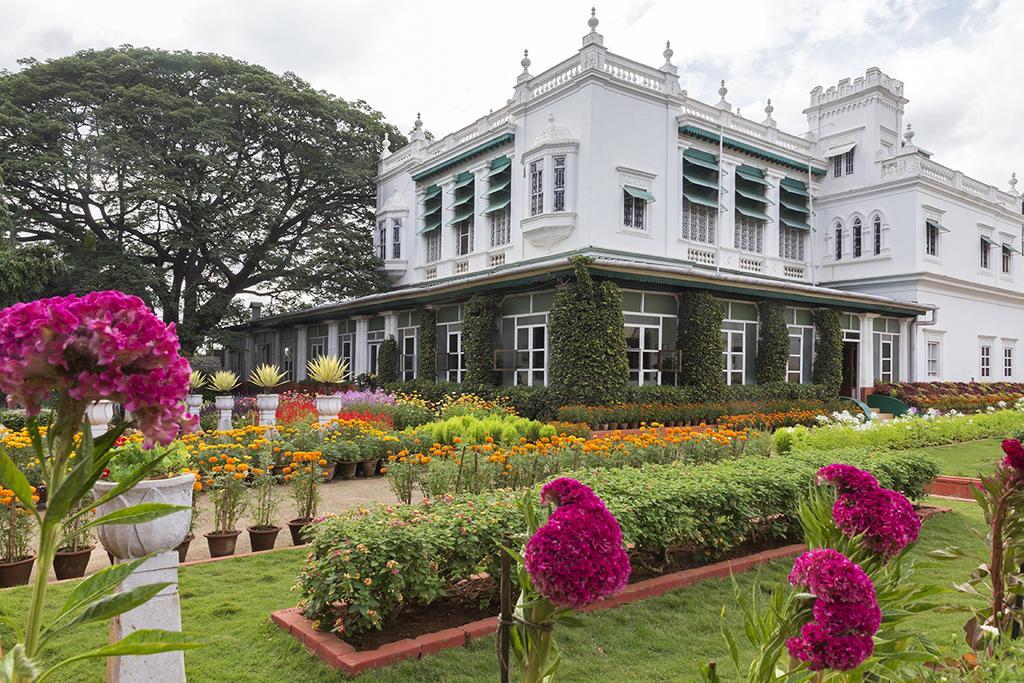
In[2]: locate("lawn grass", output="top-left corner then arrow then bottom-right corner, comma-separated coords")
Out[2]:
0,498 -> 988,682
903,438 -> 1002,478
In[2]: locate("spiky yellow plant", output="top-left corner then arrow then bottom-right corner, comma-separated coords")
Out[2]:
210,370 -> 241,394
306,354 -> 350,386
188,370 -> 208,391
249,364 -> 287,390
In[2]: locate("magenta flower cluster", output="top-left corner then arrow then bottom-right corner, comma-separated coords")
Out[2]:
1002,439 -> 1024,471
0,291 -> 193,445
816,464 -> 921,559
523,478 -> 631,609
786,549 -> 880,671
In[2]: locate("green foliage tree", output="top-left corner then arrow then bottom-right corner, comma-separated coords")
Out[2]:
812,308 -> 843,393
676,290 -> 724,400
548,257 -> 628,405
0,47 -> 405,351
462,294 -> 500,386
755,301 -> 789,384
377,336 -> 399,384
417,308 -> 437,382
0,242 -> 66,308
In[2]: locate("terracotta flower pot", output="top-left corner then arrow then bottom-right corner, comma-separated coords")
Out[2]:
321,463 -> 337,480
53,545 -> 94,580
287,518 -> 311,546
205,530 -> 241,558
176,534 -> 194,563
358,460 -> 376,477
247,525 -> 281,552
337,462 -> 358,480
0,556 -> 35,588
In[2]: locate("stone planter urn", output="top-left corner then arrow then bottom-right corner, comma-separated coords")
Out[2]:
93,473 -> 195,561
86,400 -> 116,438
315,394 -> 343,425
215,395 -> 235,431
184,394 -> 204,431
256,394 -> 279,429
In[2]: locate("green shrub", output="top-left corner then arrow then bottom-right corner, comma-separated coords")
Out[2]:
548,256 -> 628,406
376,336 -> 398,384
676,290 -> 725,400
298,447 -> 936,637
812,308 -> 843,392
0,409 -> 54,430
419,413 -> 555,446
755,302 -> 788,384
462,294 -> 500,386
416,308 -> 437,382
556,398 -> 835,429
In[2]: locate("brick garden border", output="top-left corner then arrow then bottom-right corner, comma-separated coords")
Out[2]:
926,475 -> 983,501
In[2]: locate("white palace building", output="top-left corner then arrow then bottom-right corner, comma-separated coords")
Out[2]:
227,11 -> 1024,398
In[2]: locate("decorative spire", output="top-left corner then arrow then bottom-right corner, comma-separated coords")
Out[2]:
520,49 -> 531,74
411,113 -> 425,143
581,7 -> 604,47
379,132 -> 391,160
762,98 -> 777,128
715,80 -> 732,111
662,41 -> 673,68
903,122 -> 915,147
1009,172 -> 1019,196
588,7 -> 599,32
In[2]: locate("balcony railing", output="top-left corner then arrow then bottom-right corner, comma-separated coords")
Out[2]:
880,155 -> 1019,207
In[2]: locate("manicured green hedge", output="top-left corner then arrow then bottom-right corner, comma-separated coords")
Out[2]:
548,257 -> 628,405
462,294 -> 500,386
376,336 -> 398,384
0,409 -> 55,430
812,308 -> 843,393
755,302 -> 788,384
297,447 -> 937,637
676,290 -> 724,400
416,308 -> 437,382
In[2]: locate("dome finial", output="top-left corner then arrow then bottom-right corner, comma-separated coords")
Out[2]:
521,49 -> 531,73
414,112 -> 422,130
1009,172 -> 1019,195
588,7 -> 599,32
762,98 -> 777,128
903,122 -> 915,146
662,41 -> 673,66
715,80 -> 732,111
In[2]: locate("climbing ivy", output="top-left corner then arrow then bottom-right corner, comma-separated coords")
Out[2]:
462,294 -> 500,386
812,308 -> 843,394
676,290 -> 724,401
416,308 -> 437,382
548,256 -> 628,405
377,335 -> 399,384
755,301 -> 789,384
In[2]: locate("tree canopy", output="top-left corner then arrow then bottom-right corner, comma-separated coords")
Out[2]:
0,47 -> 404,351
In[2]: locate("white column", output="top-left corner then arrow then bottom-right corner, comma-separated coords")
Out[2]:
271,330 -> 281,367
718,158 -> 738,251
898,319 -> 911,382
326,321 -> 340,357
353,316 -> 370,376
471,162 -> 490,256
295,325 -> 308,381
765,170 -> 785,261
381,310 -> 399,339
858,313 -> 878,393
440,178 -> 457,263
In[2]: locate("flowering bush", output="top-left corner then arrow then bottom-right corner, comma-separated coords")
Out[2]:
0,487 -> 36,563
275,391 -> 317,425
557,399 -> 840,430
875,380 -> 1024,412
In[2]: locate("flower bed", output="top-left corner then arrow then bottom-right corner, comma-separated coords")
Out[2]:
297,447 -> 937,639
556,399 -> 841,430
874,381 -> 1024,412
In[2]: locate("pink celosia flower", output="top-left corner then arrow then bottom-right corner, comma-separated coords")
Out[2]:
815,464 -> 879,494
524,478 -> 631,609
786,622 -> 874,671
0,291 -> 193,445
1002,439 -> 1024,471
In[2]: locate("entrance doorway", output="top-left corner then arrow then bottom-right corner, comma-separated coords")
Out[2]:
840,341 -> 859,398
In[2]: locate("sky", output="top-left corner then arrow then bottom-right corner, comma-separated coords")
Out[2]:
1,0 -> 1020,189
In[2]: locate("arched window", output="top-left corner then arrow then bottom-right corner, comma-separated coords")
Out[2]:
834,222 -> 843,260
872,215 -> 882,255
852,218 -> 863,258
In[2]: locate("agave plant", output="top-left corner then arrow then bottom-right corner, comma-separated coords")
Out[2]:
249,364 -> 287,390
209,370 -> 241,394
307,354 -> 350,388
188,370 -> 208,392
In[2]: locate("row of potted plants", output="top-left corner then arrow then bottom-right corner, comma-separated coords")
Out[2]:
555,399 -> 841,430
874,380 -> 1024,411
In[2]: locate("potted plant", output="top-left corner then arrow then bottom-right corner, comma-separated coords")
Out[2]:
306,354 -> 350,424
53,496 -> 94,580
0,486 -> 37,588
247,466 -> 281,551
210,370 -> 240,430
283,450 -> 326,545
328,440 -> 361,480
185,370 -> 208,429
249,364 -> 287,429
203,454 -> 248,557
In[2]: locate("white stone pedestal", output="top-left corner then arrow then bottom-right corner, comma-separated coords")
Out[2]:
107,551 -> 186,683
87,400 -> 115,438
214,395 -> 234,431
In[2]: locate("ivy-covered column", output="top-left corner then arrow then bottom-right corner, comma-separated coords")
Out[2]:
676,290 -> 724,401
812,308 -> 843,394
548,256 -> 628,405
755,301 -> 788,384
377,336 -> 399,383
416,308 -> 437,382
462,294 -> 500,386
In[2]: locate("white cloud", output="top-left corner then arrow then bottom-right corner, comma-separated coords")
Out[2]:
0,0 -> 1020,188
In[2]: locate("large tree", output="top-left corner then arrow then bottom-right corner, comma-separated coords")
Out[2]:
0,47 -> 404,351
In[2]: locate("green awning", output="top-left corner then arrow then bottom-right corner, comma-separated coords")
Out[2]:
734,186 -> 767,204
422,185 -> 441,200
485,155 -> 512,174
682,169 -> 718,190
779,197 -> 809,214
483,196 -> 511,214
452,192 -> 474,208
682,149 -> 719,171
624,185 -> 655,202
981,235 -> 999,247
735,203 -> 769,221
448,205 -> 476,225
780,178 -> 809,197
780,216 -> 811,231
735,166 -> 769,186
926,220 -> 950,234
418,218 -> 441,235
1005,243 -> 1023,255
483,178 -> 511,196
452,172 -> 474,190
682,189 -> 719,209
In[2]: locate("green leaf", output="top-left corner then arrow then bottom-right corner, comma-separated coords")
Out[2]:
0,644 -> 39,683
88,450 -> 170,511
0,449 -> 37,518
51,557 -> 149,627
60,583 -> 171,632
46,423 -> 129,525
37,630 -> 203,682
81,503 -> 189,532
